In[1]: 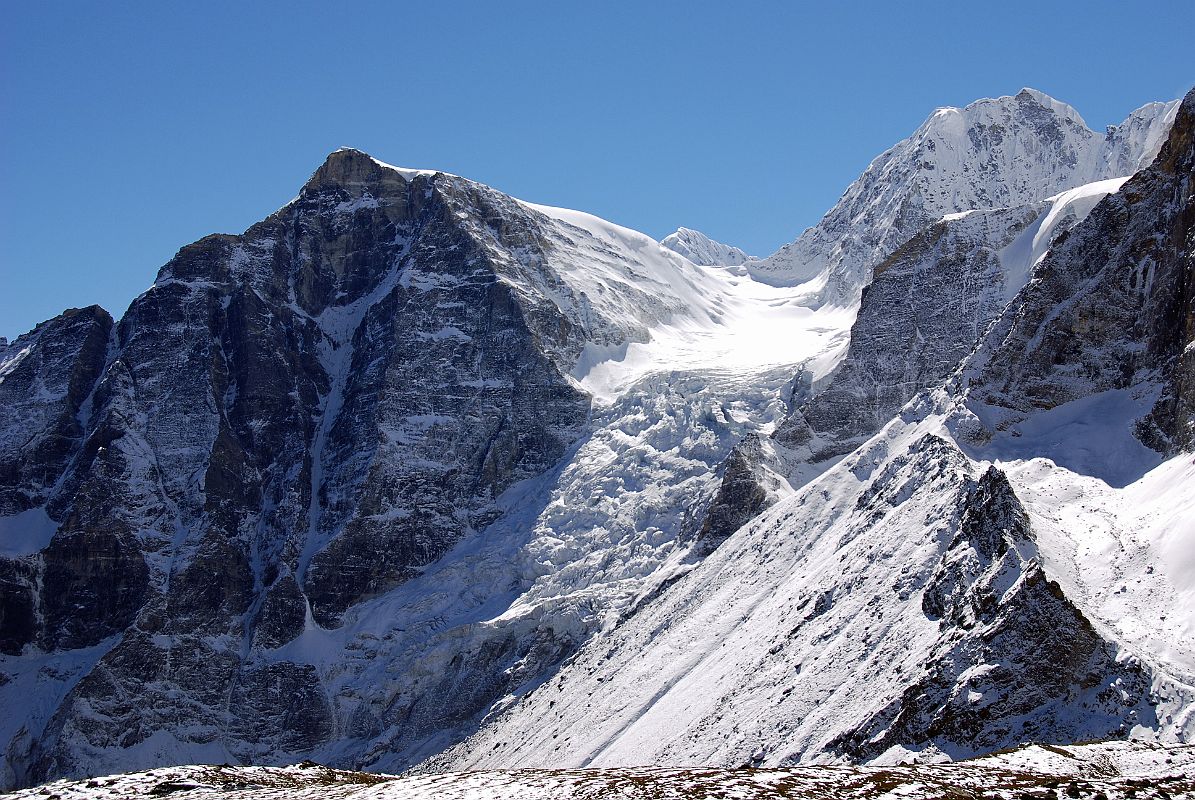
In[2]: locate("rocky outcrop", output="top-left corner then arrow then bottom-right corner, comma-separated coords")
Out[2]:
691,434 -> 772,554
0,306 -> 113,517
834,467 -> 1153,760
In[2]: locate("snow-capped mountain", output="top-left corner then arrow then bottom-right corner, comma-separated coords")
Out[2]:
660,227 -> 752,267
750,88 -> 1181,306
0,149 -> 851,789
429,87 -> 1195,770
0,85 -> 1191,793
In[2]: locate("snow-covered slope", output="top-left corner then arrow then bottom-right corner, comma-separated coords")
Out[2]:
660,227 -> 752,267
513,203 -> 848,404
430,88 -> 1195,772
433,401 -> 1192,769
749,89 -> 1179,306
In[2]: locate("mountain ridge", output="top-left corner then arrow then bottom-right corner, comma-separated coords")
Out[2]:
1,86 -> 1191,791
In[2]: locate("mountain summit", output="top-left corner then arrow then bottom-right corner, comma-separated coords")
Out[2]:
749,88 -> 1181,304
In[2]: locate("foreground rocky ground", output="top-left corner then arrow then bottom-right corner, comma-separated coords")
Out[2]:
7,741 -> 1192,799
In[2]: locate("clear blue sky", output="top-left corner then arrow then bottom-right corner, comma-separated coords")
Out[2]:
2,1 -> 1192,340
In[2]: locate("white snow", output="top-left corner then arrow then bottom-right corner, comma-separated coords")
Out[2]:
996,177 -> 1129,300
0,507 -> 59,558
514,199 -> 854,405
573,276 -> 852,404
0,345 -> 32,384
364,152 -> 449,181
973,385 -> 1162,488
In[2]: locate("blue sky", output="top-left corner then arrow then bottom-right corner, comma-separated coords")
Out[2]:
2,1 -> 1192,339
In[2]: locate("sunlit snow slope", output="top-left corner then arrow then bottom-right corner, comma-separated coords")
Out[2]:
432,87 -> 1195,771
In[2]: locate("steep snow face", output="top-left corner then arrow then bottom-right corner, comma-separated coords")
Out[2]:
749,89 -> 1179,305
1100,98 -> 1183,178
431,396 -> 1188,770
504,203 -> 850,405
660,227 -> 752,267
572,268 -> 852,406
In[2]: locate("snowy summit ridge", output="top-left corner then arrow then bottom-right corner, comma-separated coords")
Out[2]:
659,227 -> 752,267
748,87 -> 1182,305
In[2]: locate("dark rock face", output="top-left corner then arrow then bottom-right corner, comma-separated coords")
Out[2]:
692,434 -> 771,555
0,306 -> 122,656
0,306 -> 113,517
774,204 -> 1043,464
969,88 -> 1195,454
834,466 -> 1153,760
0,149 -> 602,787
921,467 -> 1033,628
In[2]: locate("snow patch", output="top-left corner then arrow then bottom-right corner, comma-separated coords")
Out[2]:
0,507 -> 59,558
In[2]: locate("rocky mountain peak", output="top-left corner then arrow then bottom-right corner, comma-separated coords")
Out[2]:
748,88 -> 1181,304
301,147 -> 426,196
1013,86 -> 1090,127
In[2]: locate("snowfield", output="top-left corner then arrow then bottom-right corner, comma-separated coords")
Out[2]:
516,199 -> 853,404
8,741 -> 1193,799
